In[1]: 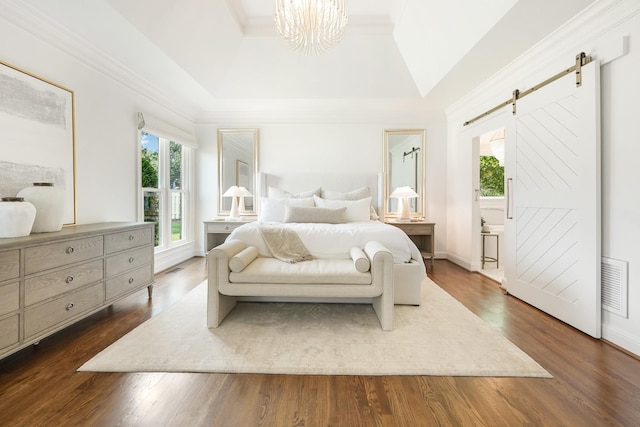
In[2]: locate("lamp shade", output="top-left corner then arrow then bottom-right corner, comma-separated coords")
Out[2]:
222,185 -> 243,197
389,186 -> 419,199
389,186 -> 419,221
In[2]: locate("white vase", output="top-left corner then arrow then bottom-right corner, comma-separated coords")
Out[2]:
17,182 -> 64,233
0,197 -> 36,238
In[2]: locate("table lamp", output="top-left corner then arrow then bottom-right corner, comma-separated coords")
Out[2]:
389,186 -> 419,222
222,186 -> 244,221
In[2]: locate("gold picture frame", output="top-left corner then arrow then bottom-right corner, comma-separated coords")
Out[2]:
0,59 -> 76,224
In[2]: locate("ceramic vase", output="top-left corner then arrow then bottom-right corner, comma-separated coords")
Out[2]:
17,182 -> 64,233
0,197 -> 36,238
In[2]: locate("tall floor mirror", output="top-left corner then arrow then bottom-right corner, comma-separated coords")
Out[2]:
218,129 -> 259,217
383,129 -> 425,218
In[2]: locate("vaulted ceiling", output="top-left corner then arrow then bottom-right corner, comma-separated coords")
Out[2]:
11,0 -> 596,120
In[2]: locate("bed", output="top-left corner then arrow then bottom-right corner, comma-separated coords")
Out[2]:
228,172 -> 427,305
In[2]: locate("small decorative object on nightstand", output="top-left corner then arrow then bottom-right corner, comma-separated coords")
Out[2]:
386,218 -> 436,268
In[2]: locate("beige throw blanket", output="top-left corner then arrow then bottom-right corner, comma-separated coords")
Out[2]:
259,226 -> 313,263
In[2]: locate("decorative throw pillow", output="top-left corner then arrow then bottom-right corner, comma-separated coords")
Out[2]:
313,196 -> 371,222
268,186 -> 322,198
320,187 -> 379,220
229,246 -> 259,272
283,206 -> 347,224
350,247 -> 370,273
259,197 -> 315,222
321,187 -> 370,200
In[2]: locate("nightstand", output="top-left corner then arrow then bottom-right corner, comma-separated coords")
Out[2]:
203,219 -> 255,252
385,219 -> 436,268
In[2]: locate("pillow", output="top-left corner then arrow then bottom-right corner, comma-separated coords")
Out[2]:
350,247 -> 370,273
321,186 -> 379,220
284,206 -> 347,224
321,187 -> 370,200
313,196 -> 371,222
229,246 -> 259,272
268,186 -> 322,198
259,197 -> 315,222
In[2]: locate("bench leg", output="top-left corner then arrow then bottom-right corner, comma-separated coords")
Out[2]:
372,292 -> 393,330
207,282 -> 237,328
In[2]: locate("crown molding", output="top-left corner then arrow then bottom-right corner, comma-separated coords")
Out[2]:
1,0 -> 200,121
446,0 -> 639,122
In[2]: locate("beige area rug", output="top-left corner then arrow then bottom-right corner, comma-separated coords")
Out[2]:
78,278 -> 551,377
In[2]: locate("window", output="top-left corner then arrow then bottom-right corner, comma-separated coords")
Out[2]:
479,155 -> 504,197
140,131 -> 191,249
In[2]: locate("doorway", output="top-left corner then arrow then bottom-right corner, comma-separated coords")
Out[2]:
477,127 -> 505,284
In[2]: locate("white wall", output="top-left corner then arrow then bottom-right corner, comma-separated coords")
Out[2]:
195,120 -> 448,257
446,0 -> 640,356
0,11 -> 197,272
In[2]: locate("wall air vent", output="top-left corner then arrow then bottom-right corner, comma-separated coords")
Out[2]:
601,257 -> 628,318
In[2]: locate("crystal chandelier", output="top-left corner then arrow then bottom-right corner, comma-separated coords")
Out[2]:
274,0 -> 349,55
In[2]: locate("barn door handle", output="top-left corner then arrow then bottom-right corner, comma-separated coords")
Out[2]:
506,178 -> 513,219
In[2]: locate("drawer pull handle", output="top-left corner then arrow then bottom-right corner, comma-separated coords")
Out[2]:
225,226 -> 230,231
66,276 -> 74,283
128,278 -> 135,284
129,234 -> 135,241
66,246 -> 75,254
129,257 -> 135,263
66,302 -> 74,311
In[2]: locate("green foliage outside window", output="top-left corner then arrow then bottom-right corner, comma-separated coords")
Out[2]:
141,154 -> 158,188
170,142 -> 182,189
480,156 -> 504,197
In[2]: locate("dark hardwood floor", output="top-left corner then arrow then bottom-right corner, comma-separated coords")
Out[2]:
1,257 -> 639,426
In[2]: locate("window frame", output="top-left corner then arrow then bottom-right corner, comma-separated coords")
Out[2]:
138,129 -> 194,254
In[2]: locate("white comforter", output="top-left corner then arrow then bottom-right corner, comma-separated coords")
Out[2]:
227,221 -> 425,268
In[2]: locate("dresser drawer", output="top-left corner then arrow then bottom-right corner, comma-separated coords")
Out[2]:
105,264 -> 153,301
105,227 -> 153,254
0,315 -> 20,351
394,223 -> 434,235
0,250 -> 20,282
25,236 -> 104,275
0,282 -> 19,316
25,259 -> 104,306
24,283 -> 104,339
105,246 -> 153,278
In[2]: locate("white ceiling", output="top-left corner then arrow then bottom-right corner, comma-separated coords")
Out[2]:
13,0 -> 596,119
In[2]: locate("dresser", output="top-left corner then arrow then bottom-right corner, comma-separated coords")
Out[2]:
385,219 -> 436,268
0,222 -> 154,360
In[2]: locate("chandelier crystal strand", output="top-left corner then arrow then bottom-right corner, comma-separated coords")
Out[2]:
275,0 -> 348,55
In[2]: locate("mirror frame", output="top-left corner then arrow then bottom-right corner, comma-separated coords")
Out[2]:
217,128 -> 259,217
383,129 -> 426,218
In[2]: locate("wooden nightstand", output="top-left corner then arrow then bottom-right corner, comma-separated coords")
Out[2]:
385,219 -> 436,268
203,219 -> 255,252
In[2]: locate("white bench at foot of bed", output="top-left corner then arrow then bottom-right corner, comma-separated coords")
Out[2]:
207,239 -> 395,330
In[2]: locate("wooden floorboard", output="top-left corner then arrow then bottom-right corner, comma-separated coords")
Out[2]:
1,258 -> 639,426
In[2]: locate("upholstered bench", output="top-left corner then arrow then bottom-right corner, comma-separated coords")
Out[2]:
207,239 -> 394,330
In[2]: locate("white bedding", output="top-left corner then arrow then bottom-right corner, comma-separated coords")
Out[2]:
227,221 -> 426,278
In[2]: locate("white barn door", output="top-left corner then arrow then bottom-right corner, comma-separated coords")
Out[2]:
504,60 -> 601,338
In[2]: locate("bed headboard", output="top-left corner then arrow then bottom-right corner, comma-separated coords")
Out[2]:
259,172 -> 384,215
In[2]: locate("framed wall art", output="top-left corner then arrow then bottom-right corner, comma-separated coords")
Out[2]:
0,59 -> 76,225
